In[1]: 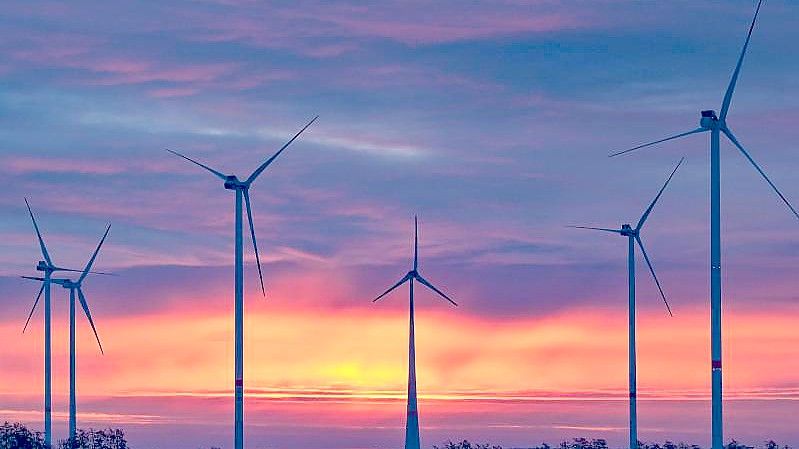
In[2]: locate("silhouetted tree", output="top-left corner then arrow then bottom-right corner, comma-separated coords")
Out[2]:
58,428 -> 127,449
0,422 -> 48,449
725,440 -> 753,449
527,443 -> 551,449
679,443 -> 703,449
640,442 -> 702,449
562,438 -> 608,449
434,440 -> 502,449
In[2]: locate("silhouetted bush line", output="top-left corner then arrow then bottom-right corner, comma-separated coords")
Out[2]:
3,424 -> 795,449
1,423 -> 127,449
436,439 -> 795,449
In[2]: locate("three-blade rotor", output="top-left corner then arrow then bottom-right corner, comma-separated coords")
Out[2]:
569,159 -> 683,316
373,216 -> 457,307
608,1 -> 797,223
21,225 -> 111,354
166,116 -> 319,296
22,200 -> 113,335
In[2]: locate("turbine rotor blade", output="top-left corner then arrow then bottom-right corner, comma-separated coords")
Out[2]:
53,267 -> 116,276
636,157 -> 684,231
77,288 -> 104,355
413,215 -> 419,271
246,116 -> 319,185
610,128 -> 706,158
243,189 -> 265,296
415,274 -> 458,307
567,225 -> 622,234
22,282 -> 45,334
166,149 -> 227,180
21,276 -> 46,282
722,127 -> 799,220
719,0 -> 763,121
373,273 -> 411,302
635,235 -> 673,317
25,198 -> 53,266
78,225 -> 111,284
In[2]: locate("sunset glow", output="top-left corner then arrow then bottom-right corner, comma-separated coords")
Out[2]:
2,1 -> 799,448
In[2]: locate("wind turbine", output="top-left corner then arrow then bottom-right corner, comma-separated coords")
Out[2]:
20,199 -> 110,447
570,158 -> 682,449
23,224 -> 111,442
609,3 -> 799,448
372,216 -> 457,449
166,116 -> 317,449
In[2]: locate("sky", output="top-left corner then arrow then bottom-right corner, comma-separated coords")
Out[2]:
2,1 -> 799,448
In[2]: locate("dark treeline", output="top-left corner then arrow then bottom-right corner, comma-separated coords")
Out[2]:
1,423 -> 127,449
436,439 -> 795,449
3,424 -> 795,449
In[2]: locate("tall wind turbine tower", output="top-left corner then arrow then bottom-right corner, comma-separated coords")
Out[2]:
167,116 -> 317,449
610,3 -> 799,448
22,199 -> 57,447
571,159 -> 682,449
373,216 -> 457,449
21,199 -> 109,447
23,224 -> 111,442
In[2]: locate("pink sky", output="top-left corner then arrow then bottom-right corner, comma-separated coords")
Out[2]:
3,1 -> 799,448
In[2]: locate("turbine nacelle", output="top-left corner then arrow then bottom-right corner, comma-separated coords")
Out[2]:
700,110 -> 719,129
36,261 -> 52,272
59,280 -> 80,289
620,224 -> 637,237
224,175 -> 247,190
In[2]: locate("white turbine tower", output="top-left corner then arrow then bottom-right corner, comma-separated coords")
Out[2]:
571,158 -> 682,449
373,216 -> 457,449
610,2 -> 799,448
167,116 -> 317,449
23,224 -> 111,442
21,199 -> 110,447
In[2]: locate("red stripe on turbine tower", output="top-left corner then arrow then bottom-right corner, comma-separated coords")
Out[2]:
712,360 -> 722,370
